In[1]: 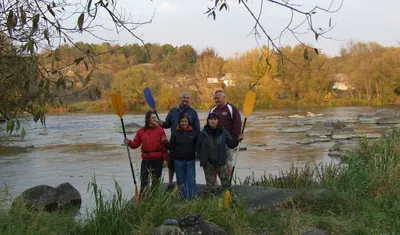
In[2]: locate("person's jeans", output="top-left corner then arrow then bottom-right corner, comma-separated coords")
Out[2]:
174,159 -> 196,200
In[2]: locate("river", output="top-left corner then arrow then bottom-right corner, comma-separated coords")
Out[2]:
0,106 -> 396,212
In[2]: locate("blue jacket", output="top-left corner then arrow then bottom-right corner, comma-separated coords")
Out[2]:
162,105 -> 200,136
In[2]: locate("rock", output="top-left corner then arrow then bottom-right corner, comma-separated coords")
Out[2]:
342,118 -> 359,123
377,115 -> 400,124
306,122 -> 334,137
328,141 -> 359,159
251,144 -> 267,147
12,182 -> 81,212
152,214 -> 227,235
39,129 -> 48,135
358,109 -> 399,124
265,147 -> 277,150
303,229 -> 327,235
372,109 -> 399,117
331,127 -> 355,140
358,117 -> 380,124
297,137 -> 331,145
352,133 -> 381,139
117,122 -> 142,134
231,185 -> 297,211
306,112 -> 324,117
281,127 -> 311,133
288,114 -> 305,118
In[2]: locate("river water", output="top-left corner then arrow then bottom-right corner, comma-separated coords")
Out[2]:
0,106 -> 396,212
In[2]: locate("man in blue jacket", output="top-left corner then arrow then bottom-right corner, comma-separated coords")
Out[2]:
157,91 -> 200,189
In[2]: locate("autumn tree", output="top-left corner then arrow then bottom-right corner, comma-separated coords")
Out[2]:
0,0 -> 152,135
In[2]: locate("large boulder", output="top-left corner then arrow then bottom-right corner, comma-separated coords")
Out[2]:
358,109 -> 399,124
12,182 -> 81,212
331,127 -> 355,140
377,115 -> 400,124
152,214 -> 227,235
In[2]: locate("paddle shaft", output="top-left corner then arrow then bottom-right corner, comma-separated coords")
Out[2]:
120,118 -> 137,185
153,109 -> 160,121
230,117 -> 247,184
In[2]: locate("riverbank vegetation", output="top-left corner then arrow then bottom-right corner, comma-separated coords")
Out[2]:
1,130 -> 399,234
40,41 -> 400,114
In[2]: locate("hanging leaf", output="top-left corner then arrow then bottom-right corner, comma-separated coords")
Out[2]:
303,48 -> 309,60
212,11 -> 216,20
24,80 -> 30,93
7,10 -> 14,35
314,48 -> 319,55
47,4 -> 55,17
329,17 -> 332,28
32,14 -> 40,34
39,79 -> 45,88
84,60 -> 89,71
21,127 -> 26,140
74,71 -> 86,86
86,70 -> 93,84
16,120 -> 20,131
74,57 -> 84,65
6,120 -> 15,135
77,13 -> 84,32
219,3 -> 228,11
20,7 -> 27,25
44,29 -> 50,43
315,32 -> 319,41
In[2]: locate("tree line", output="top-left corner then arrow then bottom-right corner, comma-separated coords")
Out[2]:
38,41 -> 400,112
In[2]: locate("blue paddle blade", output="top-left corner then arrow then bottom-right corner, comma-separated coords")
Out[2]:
143,87 -> 156,110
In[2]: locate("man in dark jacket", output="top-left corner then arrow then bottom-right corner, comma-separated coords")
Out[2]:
210,90 -> 242,176
157,92 -> 200,189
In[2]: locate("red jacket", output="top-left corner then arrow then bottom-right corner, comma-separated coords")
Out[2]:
128,126 -> 168,161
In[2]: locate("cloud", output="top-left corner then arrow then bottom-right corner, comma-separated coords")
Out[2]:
159,2 -> 174,12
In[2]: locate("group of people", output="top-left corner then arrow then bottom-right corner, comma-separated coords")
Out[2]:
123,90 -> 244,200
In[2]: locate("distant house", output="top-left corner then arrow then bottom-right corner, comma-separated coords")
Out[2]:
207,77 -> 219,84
332,73 -> 352,91
206,73 -> 235,87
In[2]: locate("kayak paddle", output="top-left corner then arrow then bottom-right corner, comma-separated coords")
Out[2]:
143,87 -> 160,121
111,94 -> 140,205
230,90 -> 256,184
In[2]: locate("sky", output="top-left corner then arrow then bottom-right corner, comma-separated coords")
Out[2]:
73,0 -> 400,58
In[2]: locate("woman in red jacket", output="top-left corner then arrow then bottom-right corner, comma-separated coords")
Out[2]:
124,111 -> 168,193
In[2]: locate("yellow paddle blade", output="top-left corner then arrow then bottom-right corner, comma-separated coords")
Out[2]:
135,185 -> 141,205
223,190 -> 232,209
111,94 -> 124,119
243,91 -> 256,117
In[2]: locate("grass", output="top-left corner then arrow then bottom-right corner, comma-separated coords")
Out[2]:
2,131 -> 400,234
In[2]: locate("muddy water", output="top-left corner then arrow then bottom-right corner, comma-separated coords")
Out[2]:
0,106 -> 396,212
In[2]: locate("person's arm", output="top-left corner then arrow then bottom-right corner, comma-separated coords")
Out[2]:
225,129 -> 239,149
160,129 -> 169,161
128,129 -> 142,149
196,132 -> 204,158
164,135 -> 177,150
193,111 -> 201,134
231,105 -> 242,139
162,109 -> 173,129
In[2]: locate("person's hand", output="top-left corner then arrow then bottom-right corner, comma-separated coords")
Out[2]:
163,160 -> 168,168
161,135 -> 167,142
238,133 -> 244,141
123,138 -> 129,145
157,120 -> 163,126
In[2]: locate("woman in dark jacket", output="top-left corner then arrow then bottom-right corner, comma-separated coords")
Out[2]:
197,112 -> 243,193
164,113 -> 198,199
